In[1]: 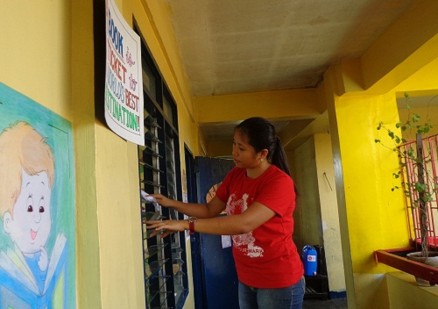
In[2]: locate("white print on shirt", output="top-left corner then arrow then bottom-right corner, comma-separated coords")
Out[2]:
226,193 -> 264,258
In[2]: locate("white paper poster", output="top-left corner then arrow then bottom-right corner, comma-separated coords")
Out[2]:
105,0 -> 144,145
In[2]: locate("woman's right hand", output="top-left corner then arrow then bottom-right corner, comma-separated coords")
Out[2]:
151,194 -> 175,208
146,219 -> 187,238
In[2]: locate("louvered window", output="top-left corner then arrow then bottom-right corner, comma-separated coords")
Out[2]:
138,37 -> 188,309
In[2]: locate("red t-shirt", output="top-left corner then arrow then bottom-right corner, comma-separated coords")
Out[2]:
216,165 -> 304,288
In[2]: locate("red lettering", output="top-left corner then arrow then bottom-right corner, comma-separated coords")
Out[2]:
108,42 -> 127,83
125,89 -> 139,111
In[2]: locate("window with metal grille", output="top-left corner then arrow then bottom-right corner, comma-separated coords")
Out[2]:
400,133 -> 438,249
138,37 -> 188,309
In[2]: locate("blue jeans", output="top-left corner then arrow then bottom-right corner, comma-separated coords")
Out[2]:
238,276 -> 305,309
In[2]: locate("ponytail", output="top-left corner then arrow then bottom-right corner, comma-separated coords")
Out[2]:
272,136 -> 291,175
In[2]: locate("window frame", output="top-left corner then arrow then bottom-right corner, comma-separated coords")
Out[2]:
137,28 -> 188,309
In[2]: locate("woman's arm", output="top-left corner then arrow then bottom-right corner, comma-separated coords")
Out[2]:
147,201 -> 275,236
152,194 -> 226,218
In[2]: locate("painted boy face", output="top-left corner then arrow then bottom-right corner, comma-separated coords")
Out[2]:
5,170 -> 52,255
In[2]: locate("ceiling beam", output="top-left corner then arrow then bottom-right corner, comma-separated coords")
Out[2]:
334,0 -> 438,96
362,0 -> 438,92
194,88 -> 323,124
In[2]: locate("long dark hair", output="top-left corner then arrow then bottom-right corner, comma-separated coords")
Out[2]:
235,117 -> 291,175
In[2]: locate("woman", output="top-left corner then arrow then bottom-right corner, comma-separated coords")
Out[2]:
147,117 -> 305,309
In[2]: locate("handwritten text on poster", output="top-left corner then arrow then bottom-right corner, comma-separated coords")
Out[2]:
105,0 -> 144,145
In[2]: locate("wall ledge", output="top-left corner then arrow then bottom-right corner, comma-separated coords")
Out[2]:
386,271 -> 438,309
387,272 -> 438,294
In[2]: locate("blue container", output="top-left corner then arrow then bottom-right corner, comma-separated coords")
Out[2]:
302,245 -> 318,276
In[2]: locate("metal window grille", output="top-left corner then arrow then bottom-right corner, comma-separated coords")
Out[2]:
399,133 -> 438,248
138,39 -> 188,309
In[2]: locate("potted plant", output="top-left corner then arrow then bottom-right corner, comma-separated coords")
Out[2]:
374,93 -> 438,285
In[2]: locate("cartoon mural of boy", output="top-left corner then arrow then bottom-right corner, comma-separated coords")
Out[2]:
0,121 -> 66,305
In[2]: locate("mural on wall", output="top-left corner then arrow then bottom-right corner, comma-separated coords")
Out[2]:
0,83 -> 76,308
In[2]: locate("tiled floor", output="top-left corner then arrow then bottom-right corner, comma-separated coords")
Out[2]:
303,297 -> 348,309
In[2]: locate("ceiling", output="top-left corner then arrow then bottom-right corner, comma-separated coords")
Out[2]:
165,0 -> 415,146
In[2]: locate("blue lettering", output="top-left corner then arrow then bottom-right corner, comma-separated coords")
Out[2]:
106,68 -> 125,103
108,11 -> 124,57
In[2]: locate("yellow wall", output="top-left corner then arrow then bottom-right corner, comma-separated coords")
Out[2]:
2,0 -> 199,307
386,272 -> 438,309
396,56 -> 438,140
333,92 -> 407,308
71,0 -> 103,306
2,0 -> 438,308
324,2 -> 438,306
314,133 -> 346,292
0,1 -> 71,118
337,93 -> 408,272
291,136 -> 322,249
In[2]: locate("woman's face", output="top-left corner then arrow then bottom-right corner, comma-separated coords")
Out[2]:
232,129 -> 262,169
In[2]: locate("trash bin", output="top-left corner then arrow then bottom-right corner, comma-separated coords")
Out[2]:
302,245 -> 318,276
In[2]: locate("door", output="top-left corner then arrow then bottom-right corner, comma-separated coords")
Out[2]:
190,156 -> 239,309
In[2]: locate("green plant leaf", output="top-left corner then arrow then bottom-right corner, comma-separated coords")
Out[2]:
415,182 -> 427,192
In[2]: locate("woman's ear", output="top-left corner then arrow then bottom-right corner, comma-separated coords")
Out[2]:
3,212 -> 12,234
260,149 -> 269,160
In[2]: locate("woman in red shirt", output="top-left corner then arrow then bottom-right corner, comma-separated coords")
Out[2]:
148,117 -> 305,309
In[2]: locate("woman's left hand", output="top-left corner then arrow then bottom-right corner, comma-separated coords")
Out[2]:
146,220 -> 187,238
